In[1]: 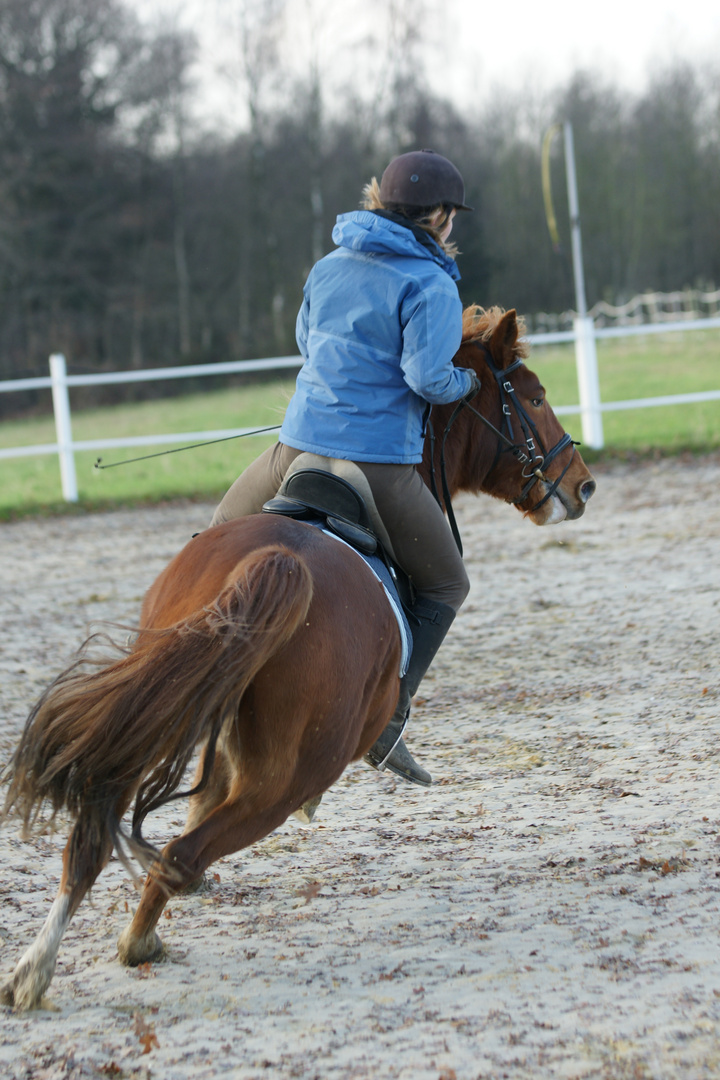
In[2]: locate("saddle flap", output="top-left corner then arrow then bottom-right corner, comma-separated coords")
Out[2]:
326,516 -> 377,555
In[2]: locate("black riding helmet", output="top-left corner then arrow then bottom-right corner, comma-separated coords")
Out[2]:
379,149 -> 473,212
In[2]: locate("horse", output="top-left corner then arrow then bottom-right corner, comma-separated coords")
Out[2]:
1,306 -> 595,1010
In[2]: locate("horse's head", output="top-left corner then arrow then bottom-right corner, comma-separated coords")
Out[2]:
422,306 -> 596,524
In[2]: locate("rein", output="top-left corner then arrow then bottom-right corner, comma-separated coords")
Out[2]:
428,346 -> 578,556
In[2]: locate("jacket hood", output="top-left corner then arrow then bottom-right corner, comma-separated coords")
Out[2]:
331,210 -> 461,281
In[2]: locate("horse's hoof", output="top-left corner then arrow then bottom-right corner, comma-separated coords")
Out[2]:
293,794 -> 323,824
1,974 -> 46,1012
117,928 -> 165,967
1,955 -> 56,1011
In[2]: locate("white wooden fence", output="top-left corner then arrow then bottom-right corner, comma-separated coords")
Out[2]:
2,318 -> 720,503
529,286 -> 720,334
0,355 -> 302,503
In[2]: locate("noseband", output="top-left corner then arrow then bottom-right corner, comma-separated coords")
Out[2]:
428,346 -> 578,555
482,351 -> 577,510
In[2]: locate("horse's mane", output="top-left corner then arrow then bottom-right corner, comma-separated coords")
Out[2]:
461,305 -> 530,359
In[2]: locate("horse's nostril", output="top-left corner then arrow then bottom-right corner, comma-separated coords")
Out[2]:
580,479 -> 596,503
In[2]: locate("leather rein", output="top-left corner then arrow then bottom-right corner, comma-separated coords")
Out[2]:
428,345 -> 579,556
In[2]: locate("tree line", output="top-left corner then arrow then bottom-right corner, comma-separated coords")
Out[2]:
1,0 -> 718,415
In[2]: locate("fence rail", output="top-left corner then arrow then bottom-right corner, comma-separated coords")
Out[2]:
528,287 -> 720,334
2,317 -> 720,503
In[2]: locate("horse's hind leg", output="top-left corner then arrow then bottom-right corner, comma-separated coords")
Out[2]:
118,794 -> 299,967
176,743 -> 233,895
2,820 -> 113,1010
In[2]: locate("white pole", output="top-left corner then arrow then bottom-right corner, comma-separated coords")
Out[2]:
49,353 -> 79,502
573,315 -> 604,448
563,122 -> 604,449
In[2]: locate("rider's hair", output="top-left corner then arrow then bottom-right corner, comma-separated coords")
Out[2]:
361,178 -> 459,258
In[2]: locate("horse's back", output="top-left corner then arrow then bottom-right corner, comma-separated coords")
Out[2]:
140,514 -> 400,665
143,515 -> 330,625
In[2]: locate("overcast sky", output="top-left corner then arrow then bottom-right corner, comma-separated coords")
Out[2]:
142,0 -> 720,130
439,0 -> 719,101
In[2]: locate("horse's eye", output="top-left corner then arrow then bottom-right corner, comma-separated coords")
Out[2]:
531,395 -> 544,408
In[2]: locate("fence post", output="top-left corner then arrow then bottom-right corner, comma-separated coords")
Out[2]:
573,317 -> 604,449
49,353 -> 79,502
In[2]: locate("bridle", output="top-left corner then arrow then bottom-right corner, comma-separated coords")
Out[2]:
428,344 -> 579,555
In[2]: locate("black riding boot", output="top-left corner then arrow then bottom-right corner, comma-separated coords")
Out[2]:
364,597 -> 456,787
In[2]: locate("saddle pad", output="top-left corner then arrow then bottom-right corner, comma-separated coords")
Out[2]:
317,524 -> 411,677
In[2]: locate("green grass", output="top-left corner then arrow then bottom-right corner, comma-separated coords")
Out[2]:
0,378 -> 296,518
531,328 -> 720,459
1,328 -> 719,516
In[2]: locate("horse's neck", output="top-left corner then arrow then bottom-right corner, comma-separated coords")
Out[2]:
420,396 -> 498,501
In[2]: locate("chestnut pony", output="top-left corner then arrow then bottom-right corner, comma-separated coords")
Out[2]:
2,307 -> 595,1009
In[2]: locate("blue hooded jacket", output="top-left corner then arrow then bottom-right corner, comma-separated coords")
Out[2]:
279,210 -> 474,464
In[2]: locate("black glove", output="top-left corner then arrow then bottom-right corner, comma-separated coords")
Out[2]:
460,369 -> 482,402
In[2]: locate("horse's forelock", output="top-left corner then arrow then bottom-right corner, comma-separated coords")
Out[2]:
461,303 -> 493,341
460,304 -> 530,359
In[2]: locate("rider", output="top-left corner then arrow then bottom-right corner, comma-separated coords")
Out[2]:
211,149 -> 481,787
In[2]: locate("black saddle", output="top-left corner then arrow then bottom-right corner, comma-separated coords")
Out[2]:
262,468 -> 379,556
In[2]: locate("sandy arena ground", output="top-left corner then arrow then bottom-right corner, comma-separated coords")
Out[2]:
0,454 -> 719,1079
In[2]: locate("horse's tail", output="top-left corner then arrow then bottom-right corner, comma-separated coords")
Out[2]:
2,544 -> 313,873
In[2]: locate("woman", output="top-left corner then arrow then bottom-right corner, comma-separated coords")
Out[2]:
211,149 -> 480,787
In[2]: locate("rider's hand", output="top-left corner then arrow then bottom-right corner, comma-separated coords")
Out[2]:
460,369 -> 482,402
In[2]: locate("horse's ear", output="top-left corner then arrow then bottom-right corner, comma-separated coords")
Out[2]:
489,309 -> 519,369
